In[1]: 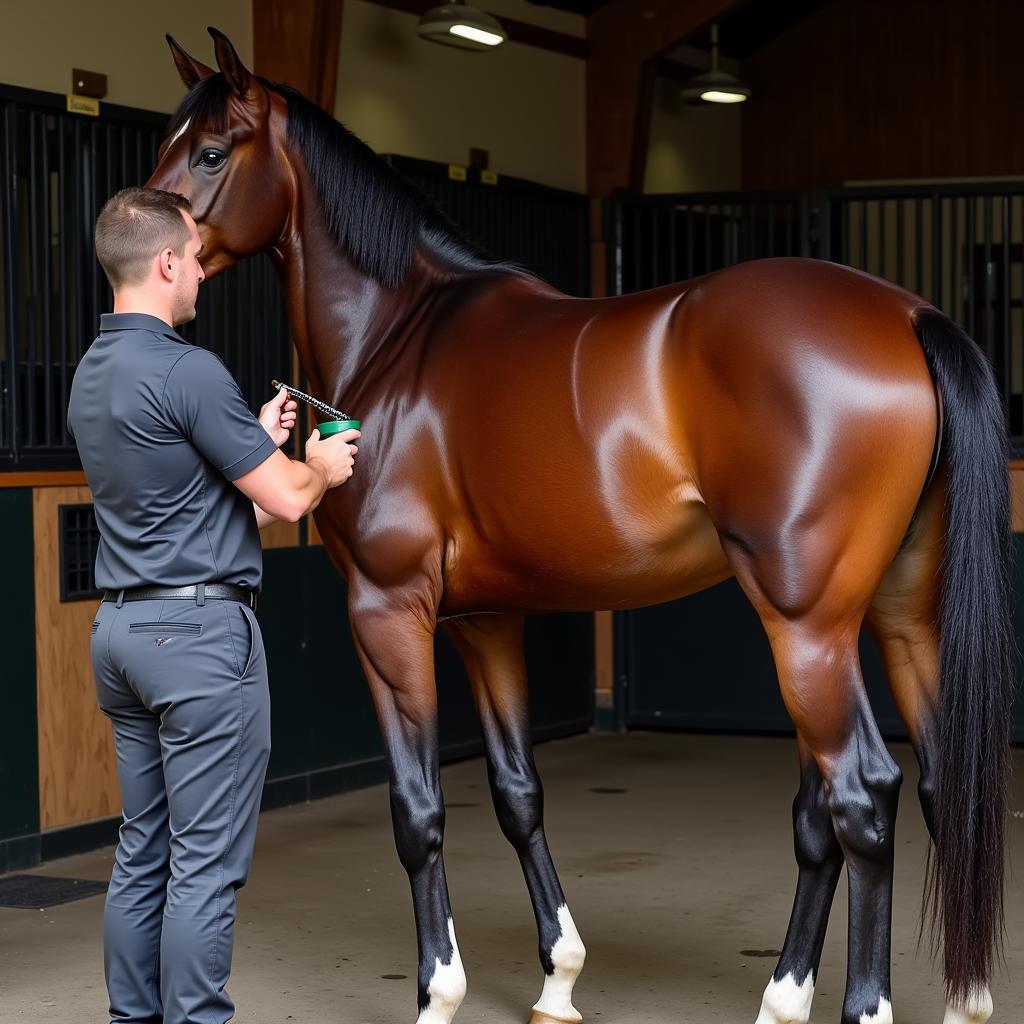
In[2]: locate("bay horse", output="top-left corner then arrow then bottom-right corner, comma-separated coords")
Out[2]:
147,29 -> 1012,1024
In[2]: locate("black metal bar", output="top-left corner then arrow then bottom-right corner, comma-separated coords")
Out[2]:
860,199 -> 867,270
1002,194 -> 1011,431
932,193 -> 941,306
896,198 -> 904,288
878,199 -> 886,278
984,194 -> 994,368
650,205 -> 659,286
921,196 -> 929,299
26,108 -> 39,448
668,203 -> 677,282
40,110 -> 53,447
1,103 -> 18,458
967,196 -> 976,346
686,205 -> 694,280
58,117 -> 69,445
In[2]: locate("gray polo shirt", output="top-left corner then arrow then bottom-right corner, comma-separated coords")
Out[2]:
67,312 -> 278,592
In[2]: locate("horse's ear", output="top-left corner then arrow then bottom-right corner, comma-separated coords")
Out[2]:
208,26 -> 252,96
166,34 -> 215,89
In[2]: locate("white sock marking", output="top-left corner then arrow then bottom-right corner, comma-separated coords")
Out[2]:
943,985 -> 994,1024
859,996 -> 893,1024
415,918 -> 466,1024
532,904 -> 586,1023
754,971 -> 814,1024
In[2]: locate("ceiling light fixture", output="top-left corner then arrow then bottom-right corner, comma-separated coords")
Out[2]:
682,24 -> 751,104
418,1 -> 507,51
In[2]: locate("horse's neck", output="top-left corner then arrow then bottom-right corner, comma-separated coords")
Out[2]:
272,221 -> 440,411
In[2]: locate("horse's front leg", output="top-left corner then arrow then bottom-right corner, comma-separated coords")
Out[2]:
445,613 -> 586,1024
349,577 -> 466,1024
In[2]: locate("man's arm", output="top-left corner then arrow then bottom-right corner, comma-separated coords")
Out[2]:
253,502 -> 279,530
233,433 -> 356,523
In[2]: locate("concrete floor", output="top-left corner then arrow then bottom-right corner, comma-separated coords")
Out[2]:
0,733 -> 1021,1023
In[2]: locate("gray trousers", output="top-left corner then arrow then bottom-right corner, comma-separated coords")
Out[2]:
91,594 -> 271,1024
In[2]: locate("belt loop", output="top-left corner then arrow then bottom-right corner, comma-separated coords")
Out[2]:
115,589 -> 124,609
197,583 -> 206,607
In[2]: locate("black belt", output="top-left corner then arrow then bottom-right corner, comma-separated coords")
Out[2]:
102,583 -> 257,611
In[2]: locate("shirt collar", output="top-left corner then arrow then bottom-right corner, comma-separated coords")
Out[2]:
98,312 -> 187,343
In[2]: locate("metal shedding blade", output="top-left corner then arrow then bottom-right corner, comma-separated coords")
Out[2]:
271,379 -> 351,421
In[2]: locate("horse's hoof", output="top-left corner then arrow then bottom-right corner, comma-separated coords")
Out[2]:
529,1013 -> 581,1024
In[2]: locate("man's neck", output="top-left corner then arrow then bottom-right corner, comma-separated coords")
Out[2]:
112,292 -> 175,327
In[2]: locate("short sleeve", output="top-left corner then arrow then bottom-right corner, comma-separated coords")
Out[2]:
162,348 -> 277,480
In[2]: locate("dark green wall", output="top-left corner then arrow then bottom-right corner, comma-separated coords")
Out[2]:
622,535 -> 1024,742
0,489 -> 39,869
259,546 -> 595,806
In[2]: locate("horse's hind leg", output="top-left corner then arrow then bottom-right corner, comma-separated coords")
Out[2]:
755,740 -> 844,1024
867,471 -> 993,1024
445,614 -> 586,1024
726,538 -> 904,1024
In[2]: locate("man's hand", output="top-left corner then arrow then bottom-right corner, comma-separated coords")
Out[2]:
258,386 -> 298,447
305,426 -> 360,488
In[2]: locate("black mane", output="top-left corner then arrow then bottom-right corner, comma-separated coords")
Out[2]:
165,75 -> 525,288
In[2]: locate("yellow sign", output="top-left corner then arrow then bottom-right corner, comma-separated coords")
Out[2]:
448,164 -> 467,182
481,170 -> 499,186
66,94 -> 99,117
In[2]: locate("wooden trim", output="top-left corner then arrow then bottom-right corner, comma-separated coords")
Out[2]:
0,471 -> 87,488
363,0 -> 589,59
253,0 -> 346,115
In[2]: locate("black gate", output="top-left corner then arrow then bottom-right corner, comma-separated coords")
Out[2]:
0,87 -> 592,472
0,84 -> 293,471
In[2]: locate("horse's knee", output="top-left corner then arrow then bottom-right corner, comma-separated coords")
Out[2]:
490,765 -> 544,849
827,757 -> 903,861
391,783 -> 445,874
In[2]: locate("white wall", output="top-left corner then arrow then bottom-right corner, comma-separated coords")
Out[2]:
644,77 -> 742,194
0,1 -> 251,113
335,0 -> 586,193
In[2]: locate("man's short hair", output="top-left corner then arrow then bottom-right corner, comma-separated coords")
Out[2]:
94,187 -> 193,289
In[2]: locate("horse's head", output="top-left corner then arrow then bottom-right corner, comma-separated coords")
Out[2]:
146,28 -> 291,279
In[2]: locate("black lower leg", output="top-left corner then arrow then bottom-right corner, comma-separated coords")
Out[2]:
482,719 -> 567,971
827,714 -> 903,1024
772,751 -> 845,990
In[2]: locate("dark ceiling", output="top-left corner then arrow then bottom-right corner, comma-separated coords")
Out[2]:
523,1 -> 610,15
524,1 -> 833,59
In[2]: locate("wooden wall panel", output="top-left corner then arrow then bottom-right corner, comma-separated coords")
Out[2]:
33,486 -> 120,830
742,0 -> 1024,189
1011,463 -> 1024,533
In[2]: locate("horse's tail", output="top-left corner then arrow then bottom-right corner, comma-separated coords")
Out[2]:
911,306 -> 1014,1005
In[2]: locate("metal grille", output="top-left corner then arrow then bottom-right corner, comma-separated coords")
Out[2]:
610,191 -> 810,296
0,83 -> 292,471
820,184 -> 1024,442
58,502 -> 100,601
609,184 -> 1024,454
384,155 -> 590,297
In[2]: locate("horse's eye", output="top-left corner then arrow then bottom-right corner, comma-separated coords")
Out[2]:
198,149 -> 226,169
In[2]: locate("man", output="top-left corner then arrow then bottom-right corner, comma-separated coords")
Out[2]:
67,186 -> 359,1024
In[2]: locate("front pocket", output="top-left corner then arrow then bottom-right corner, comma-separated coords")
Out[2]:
128,622 -> 202,635
234,604 -> 256,678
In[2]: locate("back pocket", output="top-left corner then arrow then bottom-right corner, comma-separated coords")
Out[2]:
128,622 -> 202,635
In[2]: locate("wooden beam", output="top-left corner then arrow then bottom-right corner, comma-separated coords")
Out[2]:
253,0 -> 345,114
0,471 -> 87,489
363,0 -> 589,59
586,0 -> 744,197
